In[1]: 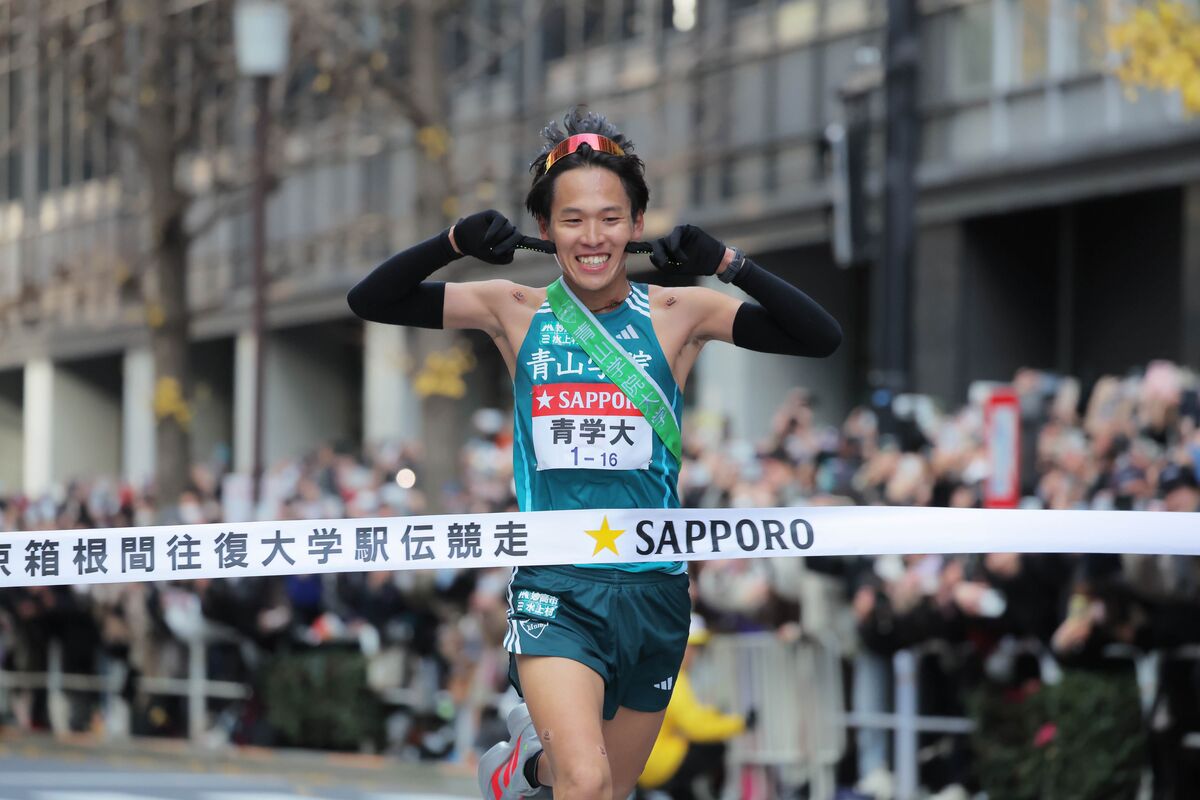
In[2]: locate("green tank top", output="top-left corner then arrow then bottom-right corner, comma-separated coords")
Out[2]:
513,282 -> 685,574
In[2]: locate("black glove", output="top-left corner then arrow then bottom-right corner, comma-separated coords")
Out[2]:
627,224 -> 727,276
518,235 -> 556,255
451,210 -> 527,264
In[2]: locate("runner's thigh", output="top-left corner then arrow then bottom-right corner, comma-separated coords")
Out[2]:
515,655 -> 611,795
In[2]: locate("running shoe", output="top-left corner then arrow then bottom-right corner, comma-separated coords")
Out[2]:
478,702 -> 543,800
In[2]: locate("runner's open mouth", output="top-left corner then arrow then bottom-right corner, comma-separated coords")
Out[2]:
576,254 -> 611,272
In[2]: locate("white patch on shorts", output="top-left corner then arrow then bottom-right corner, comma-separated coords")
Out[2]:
520,620 -> 549,639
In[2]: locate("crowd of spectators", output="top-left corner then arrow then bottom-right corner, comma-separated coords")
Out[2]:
0,431 -> 520,757
677,361 -> 1200,797
1,360 -> 1198,797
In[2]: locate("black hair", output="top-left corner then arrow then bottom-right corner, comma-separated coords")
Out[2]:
525,107 -> 650,224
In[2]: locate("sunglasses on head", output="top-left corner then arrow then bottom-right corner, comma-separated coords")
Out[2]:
544,133 -> 626,173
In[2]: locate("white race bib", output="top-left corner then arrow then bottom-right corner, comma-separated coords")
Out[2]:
532,382 -> 652,471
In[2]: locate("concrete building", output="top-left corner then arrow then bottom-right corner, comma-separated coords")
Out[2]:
1,0 -> 1198,496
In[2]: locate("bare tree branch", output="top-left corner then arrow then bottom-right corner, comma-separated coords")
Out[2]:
443,0 -> 546,86
287,0 -> 429,123
184,188 -> 249,244
76,12 -> 144,149
177,4 -> 239,151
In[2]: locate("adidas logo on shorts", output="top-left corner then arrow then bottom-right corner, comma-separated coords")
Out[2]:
653,677 -> 675,691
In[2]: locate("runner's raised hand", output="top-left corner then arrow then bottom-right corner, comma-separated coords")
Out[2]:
449,209 -> 527,264
627,224 -> 727,276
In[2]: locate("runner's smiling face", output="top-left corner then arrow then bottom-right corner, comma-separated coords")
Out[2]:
539,166 -> 644,298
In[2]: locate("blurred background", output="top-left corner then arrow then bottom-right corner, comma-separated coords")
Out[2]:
1,1 -> 1200,799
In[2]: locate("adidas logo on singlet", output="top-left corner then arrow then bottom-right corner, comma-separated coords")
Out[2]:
615,324 -> 640,340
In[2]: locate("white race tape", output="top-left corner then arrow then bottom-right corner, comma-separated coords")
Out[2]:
0,506 -> 1196,588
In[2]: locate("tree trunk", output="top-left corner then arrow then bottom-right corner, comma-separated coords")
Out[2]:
150,209 -> 193,508
139,5 -> 192,511
409,0 -> 470,513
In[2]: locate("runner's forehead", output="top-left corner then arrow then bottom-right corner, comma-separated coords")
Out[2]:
549,168 -> 631,214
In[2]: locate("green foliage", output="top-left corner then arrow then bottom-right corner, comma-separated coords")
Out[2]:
970,670 -> 1145,800
263,649 -> 383,751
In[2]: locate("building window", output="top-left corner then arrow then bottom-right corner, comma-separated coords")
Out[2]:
37,53 -> 51,194
777,0 -> 820,45
1015,0 -> 1050,84
620,0 -> 640,38
826,0 -> 871,35
729,0 -> 764,13
542,1 -> 567,61
1064,0 -> 1111,75
2,65 -> 16,202
583,0 -> 606,45
953,1 -> 994,97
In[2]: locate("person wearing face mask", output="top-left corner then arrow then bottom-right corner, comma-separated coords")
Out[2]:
347,107 -> 841,800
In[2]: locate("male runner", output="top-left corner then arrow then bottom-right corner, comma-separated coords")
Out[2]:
347,108 -> 841,800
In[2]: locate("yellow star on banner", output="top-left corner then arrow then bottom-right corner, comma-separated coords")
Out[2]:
585,516 -> 625,556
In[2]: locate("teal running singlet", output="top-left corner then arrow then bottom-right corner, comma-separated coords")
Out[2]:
513,282 -> 684,574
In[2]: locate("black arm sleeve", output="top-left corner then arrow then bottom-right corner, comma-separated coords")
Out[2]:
730,260 -> 843,357
346,230 -> 462,328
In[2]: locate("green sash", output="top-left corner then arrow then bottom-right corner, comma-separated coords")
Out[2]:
545,279 -> 682,464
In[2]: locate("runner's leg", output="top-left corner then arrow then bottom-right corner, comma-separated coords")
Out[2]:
516,654 -> 610,800
602,706 -> 669,800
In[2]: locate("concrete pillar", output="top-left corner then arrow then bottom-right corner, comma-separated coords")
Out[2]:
234,326 -> 359,474
192,340 -> 235,468
363,322 -> 420,445
233,331 -> 256,474
263,328 -> 357,464
0,371 -> 23,494
23,359 -> 54,496
1183,184 -> 1200,369
912,223 -> 966,404
122,346 -> 155,487
23,358 -> 121,496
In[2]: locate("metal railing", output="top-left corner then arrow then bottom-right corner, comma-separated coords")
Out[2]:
842,645 -> 976,800
692,632 -> 847,800
836,639 -> 1200,800
0,635 -> 250,743
689,632 -> 1200,800
692,634 -> 962,799
10,621 -> 1198,798
0,591 -> 489,752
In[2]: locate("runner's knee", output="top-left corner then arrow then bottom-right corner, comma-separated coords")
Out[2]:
553,756 -> 612,800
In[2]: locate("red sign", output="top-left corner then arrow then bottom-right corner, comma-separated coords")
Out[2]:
984,388 -> 1021,508
532,383 -> 644,417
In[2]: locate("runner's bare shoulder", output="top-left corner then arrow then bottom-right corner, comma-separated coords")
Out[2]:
646,283 -> 739,343
446,279 -> 535,332
645,283 -> 727,318
647,283 -> 703,307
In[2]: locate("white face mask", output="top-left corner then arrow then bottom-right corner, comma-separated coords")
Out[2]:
179,502 -> 204,525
